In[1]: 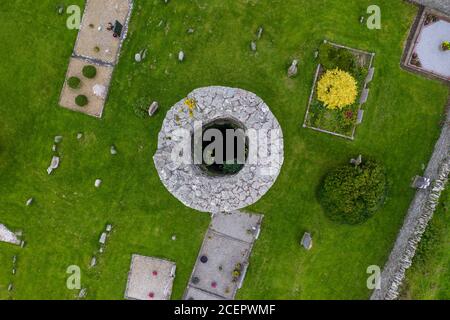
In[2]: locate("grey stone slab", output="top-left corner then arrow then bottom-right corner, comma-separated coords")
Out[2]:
210,211 -> 263,243
356,109 -> 364,124
187,230 -> 252,300
125,255 -> 176,300
360,89 -> 370,105
184,286 -> 227,300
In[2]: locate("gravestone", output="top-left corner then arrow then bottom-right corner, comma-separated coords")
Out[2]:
301,232 -> 313,250
95,179 -> 102,188
47,156 -> 60,175
365,67 -> 375,84
148,101 -> 159,117
356,109 -> 364,124
288,59 -> 299,78
99,232 -> 107,245
360,88 -> 370,105
256,26 -> 264,39
178,51 -> 185,62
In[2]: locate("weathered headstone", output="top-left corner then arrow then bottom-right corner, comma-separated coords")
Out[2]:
350,155 -> 363,166
365,67 -> 375,84
47,156 -> 60,175
360,88 -> 370,105
110,145 -> 118,155
54,136 -> 63,144
99,232 -> 107,245
95,179 -> 102,188
256,26 -> 264,40
26,198 -> 34,206
288,59 -> 299,78
356,109 -> 364,124
178,51 -> 185,62
78,288 -> 87,299
301,232 -> 313,250
250,41 -> 257,52
148,101 -> 159,117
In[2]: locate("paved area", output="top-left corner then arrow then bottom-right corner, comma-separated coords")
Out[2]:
125,255 -> 176,300
415,19 -> 450,78
184,211 -> 263,300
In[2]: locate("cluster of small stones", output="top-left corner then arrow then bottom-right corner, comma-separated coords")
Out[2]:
90,224 -> 114,269
154,86 -> 284,213
7,255 -> 18,294
372,156 -> 450,300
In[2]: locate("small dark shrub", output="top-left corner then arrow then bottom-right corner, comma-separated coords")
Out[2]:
319,43 -> 357,73
82,65 -> 97,79
67,76 -> 81,89
319,159 -> 387,225
75,95 -> 88,107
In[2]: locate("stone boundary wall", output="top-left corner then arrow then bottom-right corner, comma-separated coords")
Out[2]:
371,103 -> 450,300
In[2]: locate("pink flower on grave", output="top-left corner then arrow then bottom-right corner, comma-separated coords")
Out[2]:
148,292 -> 155,299
152,271 -> 158,276
211,282 -> 217,288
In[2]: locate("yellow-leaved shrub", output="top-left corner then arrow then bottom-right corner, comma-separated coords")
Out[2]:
317,68 -> 358,109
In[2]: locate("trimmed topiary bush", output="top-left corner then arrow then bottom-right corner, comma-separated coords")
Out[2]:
319,159 -> 387,225
317,68 -> 358,110
67,76 -> 81,89
75,95 -> 88,107
82,65 -> 97,79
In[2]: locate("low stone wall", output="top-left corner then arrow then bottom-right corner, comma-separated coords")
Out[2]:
371,106 -> 450,300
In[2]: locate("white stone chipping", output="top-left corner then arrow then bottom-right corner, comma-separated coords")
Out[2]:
154,86 -> 284,213
415,19 -> 450,78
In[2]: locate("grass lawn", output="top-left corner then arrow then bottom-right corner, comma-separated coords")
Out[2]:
401,188 -> 450,300
0,0 -> 448,300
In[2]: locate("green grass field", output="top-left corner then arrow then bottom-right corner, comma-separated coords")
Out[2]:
0,0 -> 448,300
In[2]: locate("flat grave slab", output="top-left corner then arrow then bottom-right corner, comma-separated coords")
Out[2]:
210,211 -> 263,243
186,230 -> 252,300
59,57 -> 113,118
74,0 -> 132,64
124,255 -> 176,300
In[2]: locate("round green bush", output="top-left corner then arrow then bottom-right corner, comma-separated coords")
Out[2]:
67,76 -> 81,89
82,65 -> 97,79
319,159 -> 387,225
75,95 -> 88,107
